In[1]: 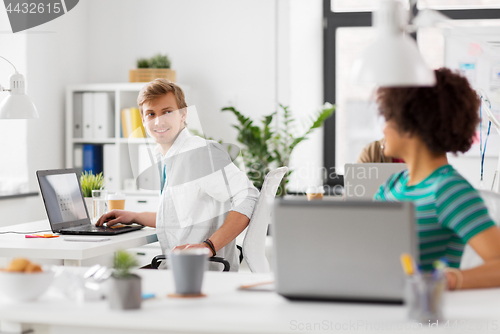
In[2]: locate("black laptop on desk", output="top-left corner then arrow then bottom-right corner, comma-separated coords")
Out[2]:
37,168 -> 143,235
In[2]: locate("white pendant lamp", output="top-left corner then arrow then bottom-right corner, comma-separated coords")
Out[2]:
350,0 -> 436,87
0,56 -> 38,119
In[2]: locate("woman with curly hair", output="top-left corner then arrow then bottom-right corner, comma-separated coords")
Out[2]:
374,67 -> 500,290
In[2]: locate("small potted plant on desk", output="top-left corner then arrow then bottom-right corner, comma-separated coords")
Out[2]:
109,250 -> 142,310
80,171 -> 104,218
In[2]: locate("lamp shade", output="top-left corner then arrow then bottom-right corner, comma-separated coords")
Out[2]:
0,73 -> 39,119
350,0 -> 436,87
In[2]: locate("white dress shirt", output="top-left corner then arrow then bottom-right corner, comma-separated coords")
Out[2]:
155,128 -> 259,271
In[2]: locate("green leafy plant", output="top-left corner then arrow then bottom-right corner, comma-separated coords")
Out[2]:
80,171 -> 104,197
222,103 -> 335,195
136,58 -> 150,68
136,54 -> 172,69
113,250 -> 139,278
149,53 -> 171,69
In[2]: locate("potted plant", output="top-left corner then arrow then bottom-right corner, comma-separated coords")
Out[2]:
222,103 -> 334,196
109,250 -> 141,310
129,53 -> 176,82
80,171 -> 104,218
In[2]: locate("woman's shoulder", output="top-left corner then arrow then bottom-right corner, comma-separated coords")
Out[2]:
386,169 -> 408,188
433,165 -> 480,202
374,169 -> 408,200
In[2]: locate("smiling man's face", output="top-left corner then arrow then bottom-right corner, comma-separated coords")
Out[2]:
141,92 -> 187,155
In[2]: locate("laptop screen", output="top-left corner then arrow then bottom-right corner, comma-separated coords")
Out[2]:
38,171 -> 88,227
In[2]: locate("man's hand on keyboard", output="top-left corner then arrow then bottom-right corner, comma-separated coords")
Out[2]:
95,210 -> 137,227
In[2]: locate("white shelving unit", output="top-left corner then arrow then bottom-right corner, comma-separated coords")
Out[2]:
65,82 -> 190,208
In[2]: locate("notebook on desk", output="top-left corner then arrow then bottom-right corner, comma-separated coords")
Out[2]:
344,163 -> 407,201
36,168 -> 143,235
272,200 -> 417,303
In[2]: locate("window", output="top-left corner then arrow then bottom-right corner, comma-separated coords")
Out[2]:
323,0 -> 500,186
0,116 -> 29,196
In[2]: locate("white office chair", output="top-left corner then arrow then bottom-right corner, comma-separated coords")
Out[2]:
460,189 -> 500,270
240,166 -> 288,273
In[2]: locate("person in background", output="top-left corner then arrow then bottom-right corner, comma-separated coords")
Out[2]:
97,79 -> 259,271
374,67 -> 500,290
357,138 -> 404,163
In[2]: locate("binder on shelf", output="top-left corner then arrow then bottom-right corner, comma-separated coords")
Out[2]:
121,108 -> 145,138
82,144 -> 103,175
93,93 -> 115,139
73,93 -> 83,138
73,144 -> 83,177
103,144 -> 118,191
121,108 -> 133,138
82,93 -> 94,139
131,108 -> 146,138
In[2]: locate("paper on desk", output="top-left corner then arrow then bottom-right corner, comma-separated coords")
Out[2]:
64,237 -> 110,242
238,280 -> 275,292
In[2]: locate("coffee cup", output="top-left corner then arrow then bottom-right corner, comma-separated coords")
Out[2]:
107,193 -> 126,211
170,248 -> 210,296
306,186 -> 325,201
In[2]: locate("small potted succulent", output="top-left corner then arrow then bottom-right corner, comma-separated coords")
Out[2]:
80,171 -> 104,218
109,250 -> 141,310
129,53 -> 176,82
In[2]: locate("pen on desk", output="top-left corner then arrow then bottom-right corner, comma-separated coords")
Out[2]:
432,258 -> 448,279
400,253 -> 414,276
142,293 -> 155,300
25,234 -> 59,238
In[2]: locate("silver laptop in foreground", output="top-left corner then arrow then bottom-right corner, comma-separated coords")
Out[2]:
272,200 -> 417,303
344,163 -> 407,201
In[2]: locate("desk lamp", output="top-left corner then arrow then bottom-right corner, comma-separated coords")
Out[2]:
350,0 -> 436,87
0,56 -> 38,119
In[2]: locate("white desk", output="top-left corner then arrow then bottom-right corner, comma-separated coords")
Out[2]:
0,220 -> 158,266
1,270 -> 499,334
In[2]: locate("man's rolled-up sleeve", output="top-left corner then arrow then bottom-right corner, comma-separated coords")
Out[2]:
224,163 -> 259,220
202,142 -> 259,220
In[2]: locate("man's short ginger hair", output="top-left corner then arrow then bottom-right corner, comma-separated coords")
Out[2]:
377,67 -> 480,155
137,78 -> 188,115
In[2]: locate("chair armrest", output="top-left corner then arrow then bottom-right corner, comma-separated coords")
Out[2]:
151,254 -> 166,269
209,256 -> 230,272
237,245 -> 243,264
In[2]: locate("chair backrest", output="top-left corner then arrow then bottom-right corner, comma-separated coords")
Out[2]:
242,167 -> 288,273
460,189 -> 500,270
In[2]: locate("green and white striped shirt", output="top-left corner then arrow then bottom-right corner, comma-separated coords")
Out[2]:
374,165 -> 494,271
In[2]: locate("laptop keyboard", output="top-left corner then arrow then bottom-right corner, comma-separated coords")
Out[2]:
63,225 -> 118,232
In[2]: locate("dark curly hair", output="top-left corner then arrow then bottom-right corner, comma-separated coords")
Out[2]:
377,67 -> 480,155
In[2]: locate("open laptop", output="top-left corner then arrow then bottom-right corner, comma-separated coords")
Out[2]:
344,163 -> 407,201
272,200 -> 417,303
37,168 -> 143,235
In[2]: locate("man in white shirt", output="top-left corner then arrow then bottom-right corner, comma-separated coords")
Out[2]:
96,79 -> 259,271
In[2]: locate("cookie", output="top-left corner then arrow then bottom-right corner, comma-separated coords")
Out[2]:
24,263 -> 42,273
7,258 -> 30,272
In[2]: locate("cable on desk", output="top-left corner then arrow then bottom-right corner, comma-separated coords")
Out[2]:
0,230 -> 52,235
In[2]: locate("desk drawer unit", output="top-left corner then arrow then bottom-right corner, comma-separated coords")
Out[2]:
125,195 -> 160,212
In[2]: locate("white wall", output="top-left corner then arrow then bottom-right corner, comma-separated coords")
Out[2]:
85,0 -> 324,192
86,0 -> 277,145
0,1 -> 89,225
0,0 -> 325,225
